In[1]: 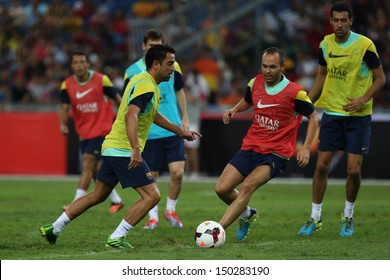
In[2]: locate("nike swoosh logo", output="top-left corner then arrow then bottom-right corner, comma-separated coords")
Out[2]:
329,51 -> 349,58
76,88 -> 93,99
257,99 -> 280,109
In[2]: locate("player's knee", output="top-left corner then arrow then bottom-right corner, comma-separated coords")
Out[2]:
153,193 -> 161,205
347,168 -> 361,180
147,191 -> 160,207
215,183 -> 229,198
315,162 -> 330,175
170,168 -> 184,182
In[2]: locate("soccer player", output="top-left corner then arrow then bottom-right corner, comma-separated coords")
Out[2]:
215,47 -> 318,241
123,29 -> 189,229
297,2 -> 385,237
39,44 -> 201,248
60,50 -> 124,214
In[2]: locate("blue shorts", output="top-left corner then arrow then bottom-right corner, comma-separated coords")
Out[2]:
319,113 -> 371,155
229,149 -> 288,179
142,135 -> 186,171
96,156 -> 155,188
79,136 -> 105,159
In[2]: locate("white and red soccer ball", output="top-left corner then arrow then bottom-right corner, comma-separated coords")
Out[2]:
194,220 -> 226,248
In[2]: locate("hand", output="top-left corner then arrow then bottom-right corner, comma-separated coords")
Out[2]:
60,124 -> 69,136
296,147 -> 310,168
181,129 -> 202,141
128,149 -> 142,169
342,97 -> 365,114
223,109 -> 236,124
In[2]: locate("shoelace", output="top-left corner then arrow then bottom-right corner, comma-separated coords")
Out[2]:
166,212 -> 179,220
304,219 -> 314,228
238,218 -> 249,229
171,213 -> 179,219
344,219 -> 352,230
109,237 -> 130,247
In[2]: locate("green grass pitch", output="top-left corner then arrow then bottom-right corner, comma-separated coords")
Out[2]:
0,177 -> 389,260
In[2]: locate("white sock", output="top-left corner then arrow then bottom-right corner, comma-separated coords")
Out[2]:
74,188 -> 88,201
240,207 -> 251,220
109,189 -> 122,204
110,219 -> 133,239
311,202 -> 322,222
166,198 -> 177,213
344,200 -> 355,219
52,212 -> 71,235
149,205 -> 159,221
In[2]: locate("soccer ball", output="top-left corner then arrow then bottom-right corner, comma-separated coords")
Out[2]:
194,220 -> 226,248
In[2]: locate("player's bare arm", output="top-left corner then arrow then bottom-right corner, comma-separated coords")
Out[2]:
308,65 -> 327,102
154,112 -> 201,141
223,98 -> 251,124
59,103 -> 70,135
126,104 -> 142,169
343,65 -> 386,113
296,111 -> 319,168
176,88 -> 190,129
113,93 -> 122,107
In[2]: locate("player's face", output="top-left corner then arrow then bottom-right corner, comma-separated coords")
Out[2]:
71,55 -> 89,81
142,39 -> 163,52
330,11 -> 352,42
261,53 -> 284,87
157,52 -> 175,82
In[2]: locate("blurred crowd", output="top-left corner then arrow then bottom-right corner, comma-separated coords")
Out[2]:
262,0 -> 390,110
0,0 -> 389,110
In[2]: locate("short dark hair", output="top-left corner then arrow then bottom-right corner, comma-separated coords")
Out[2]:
263,47 -> 285,65
70,50 -> 88,62
331,1 -> 353,18
143,28 -> 164,44
145,44 -> 176,70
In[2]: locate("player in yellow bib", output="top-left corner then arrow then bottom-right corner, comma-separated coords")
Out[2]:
298,2 -> 385,237
39,45 -> 201,249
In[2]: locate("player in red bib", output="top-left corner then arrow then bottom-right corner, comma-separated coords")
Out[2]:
215,47 -> 319,241
60,50 -> 124,214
